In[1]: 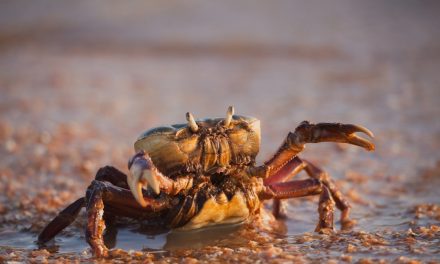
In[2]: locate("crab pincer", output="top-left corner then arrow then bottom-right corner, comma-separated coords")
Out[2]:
296,121 -> 375,151
127,151 -> 162,206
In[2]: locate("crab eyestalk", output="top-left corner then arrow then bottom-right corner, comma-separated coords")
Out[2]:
127,152 -> 161,207
186,112 -> 199,132
224,106 -> 234,127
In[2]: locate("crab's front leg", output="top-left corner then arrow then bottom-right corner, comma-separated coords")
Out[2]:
85,180 -> 170,257
264,121 -> 374,176
86,152 -> 192,258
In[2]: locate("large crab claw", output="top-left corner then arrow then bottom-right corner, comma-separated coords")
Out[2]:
298,122 -> 375,151
127,151 -> 161,207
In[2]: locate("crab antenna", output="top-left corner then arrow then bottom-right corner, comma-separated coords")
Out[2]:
224,106 -> 234,127
186,112 -> 199,132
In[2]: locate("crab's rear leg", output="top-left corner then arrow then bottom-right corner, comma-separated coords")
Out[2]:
264,157 -> 354,230
302,160 -> 355,229
263,157 -> 306,218
262,179 -> 335,233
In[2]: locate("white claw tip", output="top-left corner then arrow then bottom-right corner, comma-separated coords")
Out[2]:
128,163 -> 148,207
358,125 -> 375,138
143,169 -> 160,195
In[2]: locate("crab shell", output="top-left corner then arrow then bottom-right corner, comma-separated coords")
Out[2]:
134,115 -> 261,178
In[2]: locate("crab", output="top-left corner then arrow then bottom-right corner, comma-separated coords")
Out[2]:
38,106 -> 374,257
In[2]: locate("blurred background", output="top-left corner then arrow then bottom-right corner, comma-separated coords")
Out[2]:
0,0 -> 439,262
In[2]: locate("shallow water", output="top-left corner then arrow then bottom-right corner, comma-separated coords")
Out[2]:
0,220 -> 263,255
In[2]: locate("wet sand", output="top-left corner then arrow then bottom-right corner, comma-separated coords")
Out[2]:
0,1 -> 440,263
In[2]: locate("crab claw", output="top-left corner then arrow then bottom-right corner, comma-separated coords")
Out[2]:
311,122 -> 375,151
127,152 -> 161,207
340,124 -> 375,151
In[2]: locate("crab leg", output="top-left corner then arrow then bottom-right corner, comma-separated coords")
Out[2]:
86,183 -> 107,258
302,159 -> 354,229
263,178 -> 335,233
263,156 -> 354,229
263,157 -> 305,218
38,166 -> 129,245
95,166 -> 129,189
85,180 -> 170,257
38,197 -> 85,244
264,121 -> 374,176
263,157 -> 306,185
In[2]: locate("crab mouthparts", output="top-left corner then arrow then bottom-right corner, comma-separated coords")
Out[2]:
128,155 -> 161,207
